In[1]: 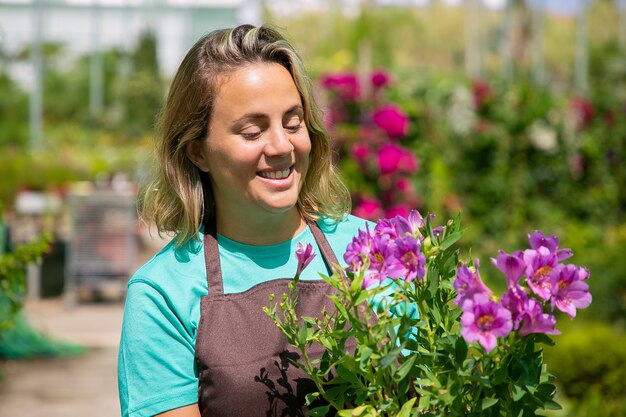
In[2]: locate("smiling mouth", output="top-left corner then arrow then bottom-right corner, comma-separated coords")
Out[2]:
258,166 -> 293,180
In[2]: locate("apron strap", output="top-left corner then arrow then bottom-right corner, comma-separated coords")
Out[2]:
203,218 -> 342,296
203,216 -> 224,296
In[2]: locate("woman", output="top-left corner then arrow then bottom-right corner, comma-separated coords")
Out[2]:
118,24 -> 368,417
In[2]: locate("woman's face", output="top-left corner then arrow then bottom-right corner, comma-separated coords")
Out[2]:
192,62 -> 311,221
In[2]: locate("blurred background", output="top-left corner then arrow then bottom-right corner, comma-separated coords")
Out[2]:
0,0 -> 625,416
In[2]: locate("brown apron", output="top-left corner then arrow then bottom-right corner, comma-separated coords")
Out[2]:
195,218 -> 341,417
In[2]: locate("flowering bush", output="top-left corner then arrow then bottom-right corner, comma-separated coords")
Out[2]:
320,70 -> 419,220
265,211 -> 591,417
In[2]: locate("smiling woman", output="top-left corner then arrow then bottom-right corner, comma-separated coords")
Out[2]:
185,63 -> 312,245
117,25 -> 367,417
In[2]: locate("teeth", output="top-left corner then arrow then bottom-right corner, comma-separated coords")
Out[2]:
260,168 -> 290,180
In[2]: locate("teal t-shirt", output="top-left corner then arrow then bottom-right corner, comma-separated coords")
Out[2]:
118,215 -> 369,417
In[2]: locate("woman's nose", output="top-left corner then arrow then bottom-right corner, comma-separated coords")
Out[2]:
264,128 -> 293,156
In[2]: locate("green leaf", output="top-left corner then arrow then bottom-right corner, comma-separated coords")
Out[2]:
542,400 -> 563,410
454,335 -> 468,364
441,231 -> 463,250
511,385 -> 525,401
394,354 -> 417,381
481,398 -> 498,410
305,392 -> 320,405
396,397 -> 417,417
308,405 -> 331,416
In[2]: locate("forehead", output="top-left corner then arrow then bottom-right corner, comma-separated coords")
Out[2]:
212,62 -> 301,114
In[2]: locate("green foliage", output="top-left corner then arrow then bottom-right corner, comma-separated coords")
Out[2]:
0,72 -> 29,148
543,321 -> 626,417
120,29 -> 164,135
0,232 -> 51,330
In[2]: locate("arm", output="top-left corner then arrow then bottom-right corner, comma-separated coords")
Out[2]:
156,404 -> 201,417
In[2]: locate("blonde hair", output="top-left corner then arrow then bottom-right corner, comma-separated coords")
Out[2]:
139,24 -> 351,246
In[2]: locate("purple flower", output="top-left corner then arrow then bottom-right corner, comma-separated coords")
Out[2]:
432,226 -> 444,239
394,210 -> 425,238
454,260 -> 493,307
295,243 -> 316,278
367,236 -> 404,282
523,246 -> 557,301
528,231 -> 573,261
500,286 -> 528,330
393,235 -> 426,282
491,250 -> 526,288
518,297 -> 560,336
373,218 -> 401,240
362,270 -> 384,289
372,104 -> 410,139
461,294 -> 513,352
344,227 -> 373,273
549,264 -> 592,318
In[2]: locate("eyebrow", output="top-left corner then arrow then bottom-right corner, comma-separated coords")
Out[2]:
231,105 -> 304,125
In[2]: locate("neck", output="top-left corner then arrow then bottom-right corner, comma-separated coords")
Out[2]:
214,207 -> 307,246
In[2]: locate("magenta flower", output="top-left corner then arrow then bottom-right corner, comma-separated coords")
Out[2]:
377,143 -> 418,175
461,294 -> 512,352
295,242 -> 316,278
350,142 -> 372,167
367,236 -> 404,282
518,297 -> 560,336
320,72 -> 360,101
371,69 -> 391,89
523,246 -> 557,301
373,218 -> 401,240
393,235 -> 426,282
454,260 -> 493,307
385,205 -> 410,220
500,286 -> 528,330
344,227 -> 373,273
491,250 -> 526,288
549,264 -> 592,318
353,197 -> 384,221
528,231 -> 572,261
372,104 -> 410,139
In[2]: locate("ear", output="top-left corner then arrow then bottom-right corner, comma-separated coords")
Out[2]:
186,140 -> 210,173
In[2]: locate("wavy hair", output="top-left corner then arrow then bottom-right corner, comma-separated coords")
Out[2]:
139,24 -> 351,246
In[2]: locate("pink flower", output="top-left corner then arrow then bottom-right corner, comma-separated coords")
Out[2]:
295,243 -> 316,278
371,69 -> 391,90
353,197 -> 384,221
350,142 -> 372,167
461,294 -> 512,352
491,250 -> 526,288
549,264 -> 592,318
377,143 -> 418,175
518,297 -> 560,336
372,104 -> 410,139
385,205 -> 410,219
320,72 -> 360,102
454,260 -> 493,307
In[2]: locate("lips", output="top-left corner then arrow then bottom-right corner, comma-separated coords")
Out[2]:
257,166 -> 292,180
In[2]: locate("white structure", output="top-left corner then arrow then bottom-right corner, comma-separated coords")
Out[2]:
0,0 -> 260,77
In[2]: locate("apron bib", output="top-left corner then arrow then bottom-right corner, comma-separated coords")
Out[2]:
195,218 -> 341,417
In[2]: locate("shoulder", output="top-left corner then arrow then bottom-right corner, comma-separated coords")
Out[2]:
316,214 -> 373,263
317,214 -> 372,236
128,235 -> 206,294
